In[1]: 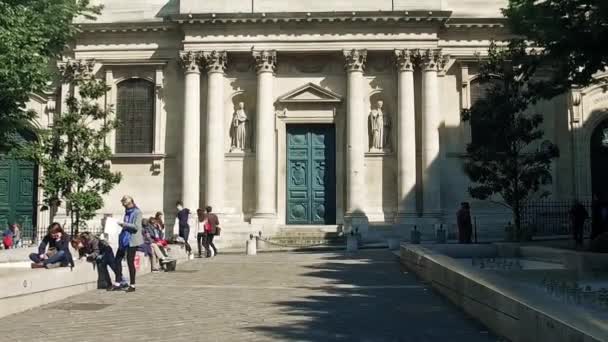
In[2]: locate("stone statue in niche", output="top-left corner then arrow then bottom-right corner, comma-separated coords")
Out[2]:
369,100 -> 391,151
230,102 -> 249,152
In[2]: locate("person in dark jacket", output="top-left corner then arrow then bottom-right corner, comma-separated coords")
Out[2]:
176,201 -> 192,255
71,232 -> 123,290
29,223 -> 74,269
570,200 -> 589,247
457,202 -> 473,244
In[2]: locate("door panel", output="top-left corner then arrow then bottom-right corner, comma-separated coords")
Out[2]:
287,125 -> 336,225
0,157 -> 36,238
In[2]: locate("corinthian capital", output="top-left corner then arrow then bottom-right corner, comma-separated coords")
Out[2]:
420,49 -> 448,72
179,51 -> 202,73
201,50 -> 227,73
252,50 -> 277,73
394,49 -> 416,72
343,49 -> 367,72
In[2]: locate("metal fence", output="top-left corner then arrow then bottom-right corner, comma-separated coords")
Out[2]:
34,223 -> 104,243
521,200 -> 592,236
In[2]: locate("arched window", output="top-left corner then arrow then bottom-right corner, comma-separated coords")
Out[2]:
115,79 -> 155,153
469,77 -> 501,145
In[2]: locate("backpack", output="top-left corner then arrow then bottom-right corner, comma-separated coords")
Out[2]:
118,229 -> 131,249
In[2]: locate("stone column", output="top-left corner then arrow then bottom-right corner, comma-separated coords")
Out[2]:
343,49 -> 368,231
252,50 -> 277,222
201,51 -> 227,213
394,49 -> 417,221
420,49 -> 443,216
179,51 -> 202,211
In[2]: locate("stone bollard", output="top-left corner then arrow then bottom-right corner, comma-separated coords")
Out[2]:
387,238 -> 400,250
346,235 -> 358,252
246,234 -> 257,256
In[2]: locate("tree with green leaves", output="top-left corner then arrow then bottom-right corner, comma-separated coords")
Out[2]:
461,41 -> 560,240
0,0 -> 100,150
505,0 -> 608,97
19,60 -> 121,234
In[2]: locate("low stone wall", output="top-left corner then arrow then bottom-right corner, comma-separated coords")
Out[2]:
400,244 -> 607,342
0,244 -> 190,319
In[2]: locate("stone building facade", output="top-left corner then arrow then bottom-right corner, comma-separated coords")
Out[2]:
7,0 -> 608,241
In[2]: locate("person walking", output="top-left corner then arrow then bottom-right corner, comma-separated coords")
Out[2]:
195,209 -> 206,258
113,195 -> 144,292
569,200 -> 589,248
457,202 -> 473,244
203,206 -> 219,257
176,201 -> 192,255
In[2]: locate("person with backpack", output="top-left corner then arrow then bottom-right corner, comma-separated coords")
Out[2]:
203,206 -> 219,257
112,195 -> 144,292
71,232 -> 123,290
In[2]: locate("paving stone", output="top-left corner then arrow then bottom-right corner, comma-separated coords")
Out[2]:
0,250 -> 501,342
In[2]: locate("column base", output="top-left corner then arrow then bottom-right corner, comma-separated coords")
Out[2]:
343,213 -> 369,237
251,213 -> 278,228
393,212 -> 419,225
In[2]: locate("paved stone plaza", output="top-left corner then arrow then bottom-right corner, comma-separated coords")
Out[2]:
0,250 -> 500,342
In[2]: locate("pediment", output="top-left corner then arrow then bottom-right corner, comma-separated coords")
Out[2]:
277,83 -> 342,103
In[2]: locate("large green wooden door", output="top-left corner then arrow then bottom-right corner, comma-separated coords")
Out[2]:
287,125 -> 336,225
0,157 -> 36,239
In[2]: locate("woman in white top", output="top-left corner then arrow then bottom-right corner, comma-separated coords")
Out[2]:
195,209 -> 207,258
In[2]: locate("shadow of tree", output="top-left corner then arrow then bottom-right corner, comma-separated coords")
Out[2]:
245,250 -> 498,342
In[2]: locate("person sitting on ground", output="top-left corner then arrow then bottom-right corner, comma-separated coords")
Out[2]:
2,224 -> 15,249
29,223 -> 74,269
71,232 -> 124,290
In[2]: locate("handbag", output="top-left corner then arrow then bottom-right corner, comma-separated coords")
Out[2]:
215,226 -> 221,236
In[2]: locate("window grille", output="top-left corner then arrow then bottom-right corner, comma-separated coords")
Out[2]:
115,79 -> 154,153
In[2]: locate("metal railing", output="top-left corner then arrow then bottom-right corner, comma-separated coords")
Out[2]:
521,200 -> 592,236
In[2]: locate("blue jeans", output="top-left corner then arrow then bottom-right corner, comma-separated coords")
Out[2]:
179,225 -> 192,253
29,250 -> 68,266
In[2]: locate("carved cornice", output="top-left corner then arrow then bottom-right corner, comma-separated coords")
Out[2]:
57,58 -> 95,81
173,11 -> 453,25
201,50 -> 227,73
419,49 -> 448,72
178,51 -> 202,73
394,49 -> 416,72
252,50 -> 277,73
343,49 -> 367,72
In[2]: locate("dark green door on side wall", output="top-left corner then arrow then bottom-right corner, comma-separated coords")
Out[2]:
0,158 -> 36,239
287,125 -> 336,225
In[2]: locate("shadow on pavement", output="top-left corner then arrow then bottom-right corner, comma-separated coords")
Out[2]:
246,250 -> 500,342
